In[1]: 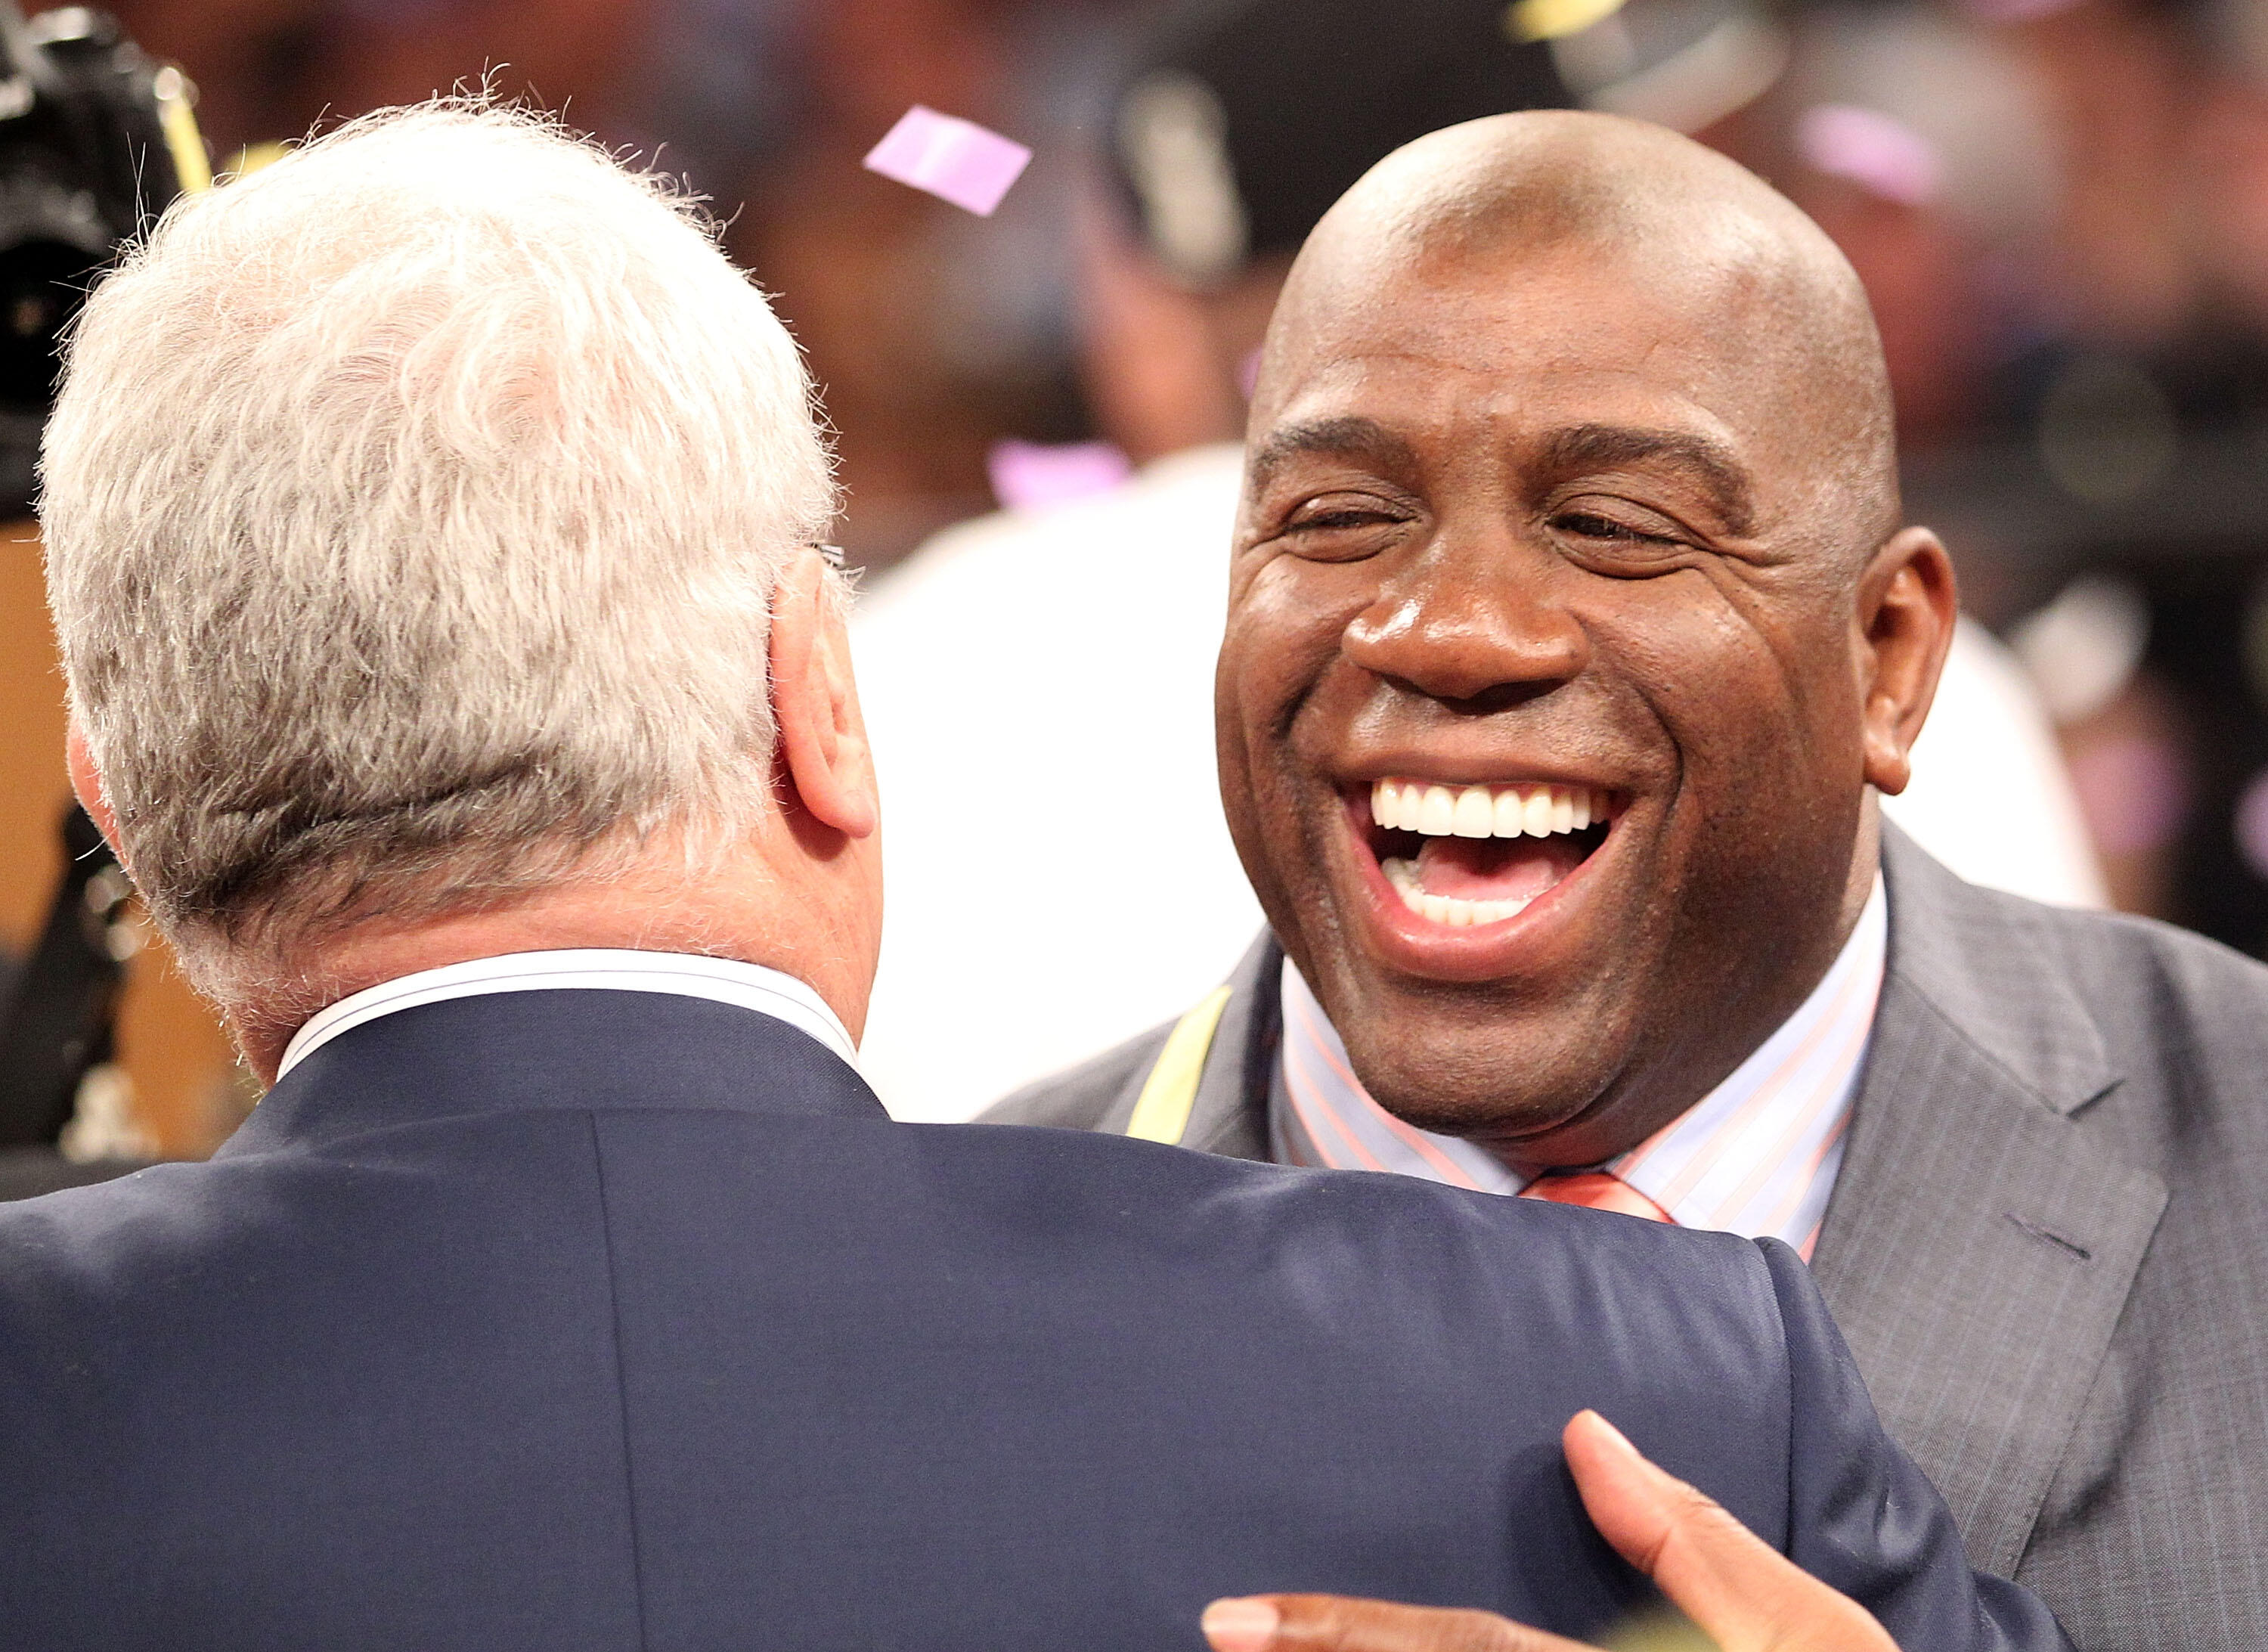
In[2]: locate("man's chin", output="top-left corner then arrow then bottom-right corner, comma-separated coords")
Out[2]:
1335,1024 -> 1619,1150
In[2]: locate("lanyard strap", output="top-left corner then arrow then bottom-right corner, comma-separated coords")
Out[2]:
1123,986 -> 1233,1145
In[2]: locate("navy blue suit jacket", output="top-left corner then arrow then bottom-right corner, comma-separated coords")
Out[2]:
0,990 -> 2064,1650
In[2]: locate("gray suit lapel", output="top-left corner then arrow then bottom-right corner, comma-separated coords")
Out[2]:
1092,934 -> 1280,1161
1812,828 -> 2167,1578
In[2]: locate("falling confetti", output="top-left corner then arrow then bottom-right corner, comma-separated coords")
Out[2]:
986,439 -> 1133,511
863,106 -> 1033,217
1794,104 -> 1940,208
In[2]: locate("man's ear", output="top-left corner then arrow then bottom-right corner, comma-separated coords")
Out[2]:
767,548 -> 878,841
65,718 -> 124,857
1855,526 -> 1958,798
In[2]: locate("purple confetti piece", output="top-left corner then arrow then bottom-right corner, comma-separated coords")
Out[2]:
987,439 -> 1132,511
1795,104 -> 1941,209
863,105 -> 1033,217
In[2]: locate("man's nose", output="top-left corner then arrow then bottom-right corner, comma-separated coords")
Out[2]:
1341,544 -> 1588,705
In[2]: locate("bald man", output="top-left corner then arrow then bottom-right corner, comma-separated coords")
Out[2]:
995,113 -> 2268,1651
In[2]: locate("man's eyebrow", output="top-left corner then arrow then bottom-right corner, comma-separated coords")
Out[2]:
1247,416 -> 1418,488
1537,424 -> 1755,535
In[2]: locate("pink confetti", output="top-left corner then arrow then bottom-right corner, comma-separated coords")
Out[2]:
863,105 -> 1032,217
987,439 -> 1132,511
1794,104 -> 1941,209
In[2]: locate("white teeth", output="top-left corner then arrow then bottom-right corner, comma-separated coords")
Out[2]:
1370,778 -> 1616,840
1492,789 -> 1526,838
1372,780 -> 1426,832
1452,786 -> 1494,838
1418,785 -> 1456,835
1381,857 -> 1532,928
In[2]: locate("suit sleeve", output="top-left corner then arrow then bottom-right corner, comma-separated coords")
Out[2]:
1758,1238 -> 2073,1652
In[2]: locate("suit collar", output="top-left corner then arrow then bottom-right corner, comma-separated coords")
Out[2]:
225,988 -> 887,1158
1870,826 -> 2120,1117
1096,934 -> 1280,1161
1185,935 -> 1282,1159
1811,824 -> 2164,1576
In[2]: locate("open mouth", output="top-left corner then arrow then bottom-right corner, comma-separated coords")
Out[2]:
1362,779 -> 1616,928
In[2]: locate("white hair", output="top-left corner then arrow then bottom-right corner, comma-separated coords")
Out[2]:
39,100 -> 837,1008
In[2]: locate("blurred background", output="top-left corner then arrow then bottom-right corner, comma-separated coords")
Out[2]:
9,0 -> 2268,1158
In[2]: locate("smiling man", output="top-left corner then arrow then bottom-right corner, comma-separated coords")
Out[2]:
992,112 -> 2268,1650
1216,116 -> 1910,1205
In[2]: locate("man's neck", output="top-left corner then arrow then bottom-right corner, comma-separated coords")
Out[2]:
231,851 -> 871,1084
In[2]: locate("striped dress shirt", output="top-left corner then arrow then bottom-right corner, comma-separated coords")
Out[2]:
1269,876 -> 1888,1258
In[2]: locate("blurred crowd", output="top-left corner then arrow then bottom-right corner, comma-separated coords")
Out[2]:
16,0 -> 2268,1142
109,0 -> 2268,938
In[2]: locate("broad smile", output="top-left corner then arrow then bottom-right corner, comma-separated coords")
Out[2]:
1365,778 -> 1616,926
1330,774 -> 1628,980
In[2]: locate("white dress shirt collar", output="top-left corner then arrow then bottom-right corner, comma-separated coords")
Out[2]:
277,949 -> 858,1080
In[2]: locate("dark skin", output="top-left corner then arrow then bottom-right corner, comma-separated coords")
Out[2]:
1216,112 -> 1956,1167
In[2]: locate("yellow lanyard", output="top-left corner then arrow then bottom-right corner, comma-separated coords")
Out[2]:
1123,986 -> 1233,1145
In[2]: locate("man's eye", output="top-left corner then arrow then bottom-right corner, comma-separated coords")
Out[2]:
1549,504 -> 1695,572
1554,510 -> 1679,544
1278,497 -> 1408,561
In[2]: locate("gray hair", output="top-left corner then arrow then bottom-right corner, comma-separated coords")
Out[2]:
39,101 -> 836,1006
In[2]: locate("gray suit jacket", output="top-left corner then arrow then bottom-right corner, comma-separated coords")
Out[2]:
988,826 -> 2268,1651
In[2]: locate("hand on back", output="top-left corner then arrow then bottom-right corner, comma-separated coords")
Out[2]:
1201,1411 -> 1899,1652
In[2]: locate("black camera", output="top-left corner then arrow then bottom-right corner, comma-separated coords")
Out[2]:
0,3 -> 204,513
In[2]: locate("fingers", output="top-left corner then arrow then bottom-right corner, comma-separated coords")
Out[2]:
1193,1417 -> 1901,1652
1200,1594 -> 1597,1652
1561,1411 -> 1896,1652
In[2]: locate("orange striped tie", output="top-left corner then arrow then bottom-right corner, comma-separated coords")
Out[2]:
1520,1172 -> 1674,1223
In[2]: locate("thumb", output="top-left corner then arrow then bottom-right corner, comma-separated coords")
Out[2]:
1562,1412 -> 1896,1652
1201,1595 -> 1596,1652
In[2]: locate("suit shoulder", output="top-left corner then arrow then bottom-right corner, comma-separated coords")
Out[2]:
0,1158 -> 274,1284
1975,885 -> 2268,1018
0,1162 -> 248,1378
1903,872 -> 2268,1136
978,1019 -> 1173,1130
936,1117 -> 1781,1319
